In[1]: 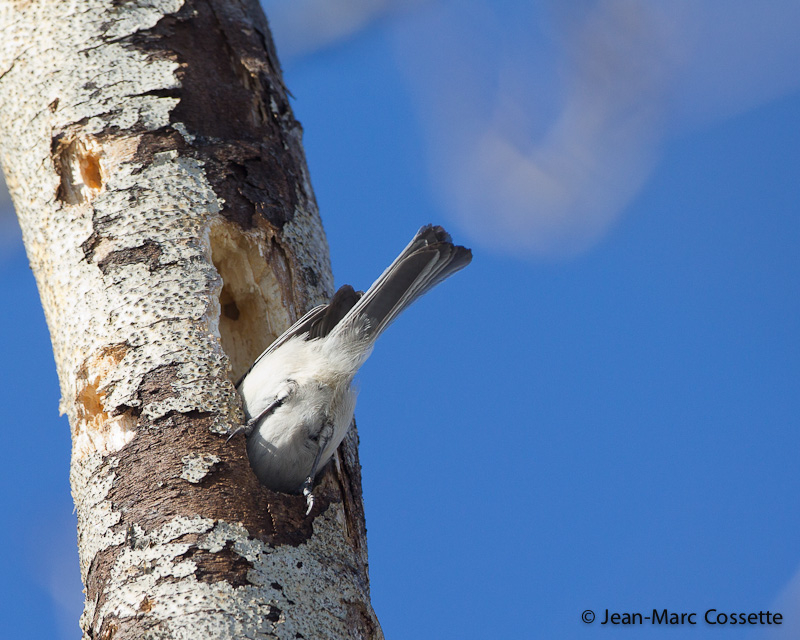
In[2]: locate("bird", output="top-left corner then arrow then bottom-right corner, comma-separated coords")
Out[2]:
233,225 -> 472,513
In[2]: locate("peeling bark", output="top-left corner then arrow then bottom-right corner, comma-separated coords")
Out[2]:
0,1 -> 380,638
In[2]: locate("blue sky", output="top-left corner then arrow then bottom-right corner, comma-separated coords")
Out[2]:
1,1 -> 799,638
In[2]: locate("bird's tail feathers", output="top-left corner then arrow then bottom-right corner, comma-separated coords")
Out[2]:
333,225 -> 472,342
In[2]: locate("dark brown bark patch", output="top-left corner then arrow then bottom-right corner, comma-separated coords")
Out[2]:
108,408 -> 328,542
97,240 -> 164,274
137,363 -> 182,409
179,542 -> 253,588
129,129 -> 187,170
127,0 -> 306,230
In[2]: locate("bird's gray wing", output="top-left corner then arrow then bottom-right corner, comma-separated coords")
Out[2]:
308,285 -> 362,339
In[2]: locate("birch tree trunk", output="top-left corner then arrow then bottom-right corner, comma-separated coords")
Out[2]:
0,1 -> 381,638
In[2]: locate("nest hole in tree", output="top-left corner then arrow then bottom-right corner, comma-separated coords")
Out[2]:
209,222 -> 292,381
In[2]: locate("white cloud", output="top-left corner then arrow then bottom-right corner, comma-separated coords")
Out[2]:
668,1 -> 800,127
390,0 -> 800,257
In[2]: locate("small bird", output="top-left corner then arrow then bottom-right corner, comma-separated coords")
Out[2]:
234,225 -> 471,513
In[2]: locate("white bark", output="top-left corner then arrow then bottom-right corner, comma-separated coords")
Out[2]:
0,1 -> 380,638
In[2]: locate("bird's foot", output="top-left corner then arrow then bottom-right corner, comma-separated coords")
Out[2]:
225,419 -> 256,443
301,476 -> 315,516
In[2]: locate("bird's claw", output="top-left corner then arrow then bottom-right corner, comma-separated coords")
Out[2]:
225,419 -> 255,443
301,477 -> 315,516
